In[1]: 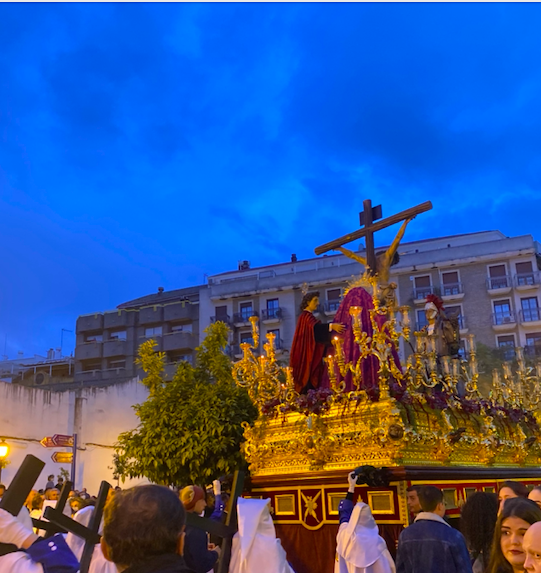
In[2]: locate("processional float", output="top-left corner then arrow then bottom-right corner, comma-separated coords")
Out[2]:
232,200 -> 541,573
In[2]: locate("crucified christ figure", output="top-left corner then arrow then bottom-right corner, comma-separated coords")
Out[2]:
335,216 -> 415,305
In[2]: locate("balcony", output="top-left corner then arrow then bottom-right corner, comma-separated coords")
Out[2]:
231,341 -> 255,359
76,314 -> 104,333
519,309 -> 541,327
440,282 -> 464,302
492,311 -> 517,331
164,301 -> 197,322
74,370 -> 103,383
323,300 -> 341,316
233,310 -> 258,327
486,275 -> 512,295
139,306 -> 164,324
103,339 -> 128,358
138,335 -> 163,351
104,310 -> 133,329
211,314 -> 231,325
413,286 -> 439,304
163,331 -> 196,351
515,272 -> 541,291
261,308 -> 283,324
75,342 -> 103,360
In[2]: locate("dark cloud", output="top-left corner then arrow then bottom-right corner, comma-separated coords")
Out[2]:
0,3 -> 539,356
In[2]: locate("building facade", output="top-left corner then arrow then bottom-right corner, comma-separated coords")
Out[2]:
68,230 -> 540,387
73,285 -> 205,386
201,231 -> 541,362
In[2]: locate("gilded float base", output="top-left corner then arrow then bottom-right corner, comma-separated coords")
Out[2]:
243,398 -> 541,476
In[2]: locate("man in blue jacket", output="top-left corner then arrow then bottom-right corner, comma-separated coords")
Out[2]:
396,485 -> 473,573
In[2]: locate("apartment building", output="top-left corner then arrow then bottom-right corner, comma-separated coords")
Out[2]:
74,285 -> 205,386
70,229 -> 540,388
200,231 -> 541,362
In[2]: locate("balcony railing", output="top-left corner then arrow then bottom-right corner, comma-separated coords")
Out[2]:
486,275 -> 512,290
413,285 -> 439,300
261,308 -> 282,320
441,282 -> 463,296
211,314 -> 231,325
233,311 -> 258,323
492,311 -> 516,326
519,308 -> 541,323
515,271 -> 541,287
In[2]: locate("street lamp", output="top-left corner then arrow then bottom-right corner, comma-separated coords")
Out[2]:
0,439 -> 9,482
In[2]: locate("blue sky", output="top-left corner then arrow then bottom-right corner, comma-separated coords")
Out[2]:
1,3 -> 540,357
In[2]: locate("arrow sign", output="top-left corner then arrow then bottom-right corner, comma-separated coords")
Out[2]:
52,434 -> 74,447
52,452 -> 73,464
41,434 -> 74,448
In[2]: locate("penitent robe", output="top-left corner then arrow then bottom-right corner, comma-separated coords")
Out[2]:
290,311 -> 332,393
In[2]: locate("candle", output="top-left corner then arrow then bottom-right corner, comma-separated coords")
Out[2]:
400,306 -> 410,327
468,334 -> 476,353
452,359 -> 460,378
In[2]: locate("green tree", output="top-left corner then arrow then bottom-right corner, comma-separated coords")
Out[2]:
113,322 -> 258,486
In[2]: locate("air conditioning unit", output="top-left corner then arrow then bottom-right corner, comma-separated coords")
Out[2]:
238,260 -> 251,271
34,372 -> 49,386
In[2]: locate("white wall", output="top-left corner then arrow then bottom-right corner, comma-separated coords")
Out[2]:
0,379 -> 149,495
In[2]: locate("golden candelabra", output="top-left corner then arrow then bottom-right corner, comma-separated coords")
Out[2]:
232,280 -> 541,475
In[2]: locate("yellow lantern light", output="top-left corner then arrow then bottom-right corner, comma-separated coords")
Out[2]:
0,440 -> 9,459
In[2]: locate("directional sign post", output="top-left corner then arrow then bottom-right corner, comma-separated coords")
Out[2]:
51,451 -> 73,464
41,433 -> 77,480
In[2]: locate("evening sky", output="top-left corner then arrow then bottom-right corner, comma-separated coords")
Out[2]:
0,3 -> 540,357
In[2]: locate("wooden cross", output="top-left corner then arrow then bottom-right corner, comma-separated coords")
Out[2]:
314,199 -> 433,275
0,454 -> 45,556
185,470 -> 244,573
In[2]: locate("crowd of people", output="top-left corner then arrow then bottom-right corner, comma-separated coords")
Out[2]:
2,471 -> 541,572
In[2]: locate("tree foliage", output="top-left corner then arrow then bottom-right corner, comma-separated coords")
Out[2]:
113,322 -> 258,486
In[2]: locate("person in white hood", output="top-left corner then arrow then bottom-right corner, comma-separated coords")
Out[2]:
335,472 -> 396,573
229,497 -> 295,573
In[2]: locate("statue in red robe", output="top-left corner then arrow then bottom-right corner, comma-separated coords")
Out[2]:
290,292 -> 344,394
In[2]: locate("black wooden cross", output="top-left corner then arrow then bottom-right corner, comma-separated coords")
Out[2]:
0,454 -> 45,556
185,470 -> 244,573
315,199 -> 433,275
44,480 -> 111,573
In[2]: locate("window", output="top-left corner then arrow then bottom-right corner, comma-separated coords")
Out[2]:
497,335 -> 516,361
109,331 -> 127,341
526,333 -> 541,357
168,351 -> 192,364
239,302 -> 253,321
326,289 -> 341,312
267,329 -> 281,349
145,326 -> 163,337
85,334 -> 103,343
215,305 -> 228,319
416,309 -> 428,330
171,323 -> 192,333
266,298 -> 280,319
441,271 -> 461,296
521,297 -> 540,322
493,300 -> 512,325
488,265 -> 509,289
516,261 -> 534,285
240,331 -> 254,346
414,276 -> 432,299
108,359 -> 126,369
81,360 -> 102,372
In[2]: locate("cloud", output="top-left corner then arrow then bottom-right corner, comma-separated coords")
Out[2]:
0,3 -> 539,356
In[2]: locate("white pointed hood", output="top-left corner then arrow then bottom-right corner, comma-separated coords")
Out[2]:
229,498 -> 295,573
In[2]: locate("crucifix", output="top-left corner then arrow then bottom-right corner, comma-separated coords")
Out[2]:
315,199 -> 433,278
